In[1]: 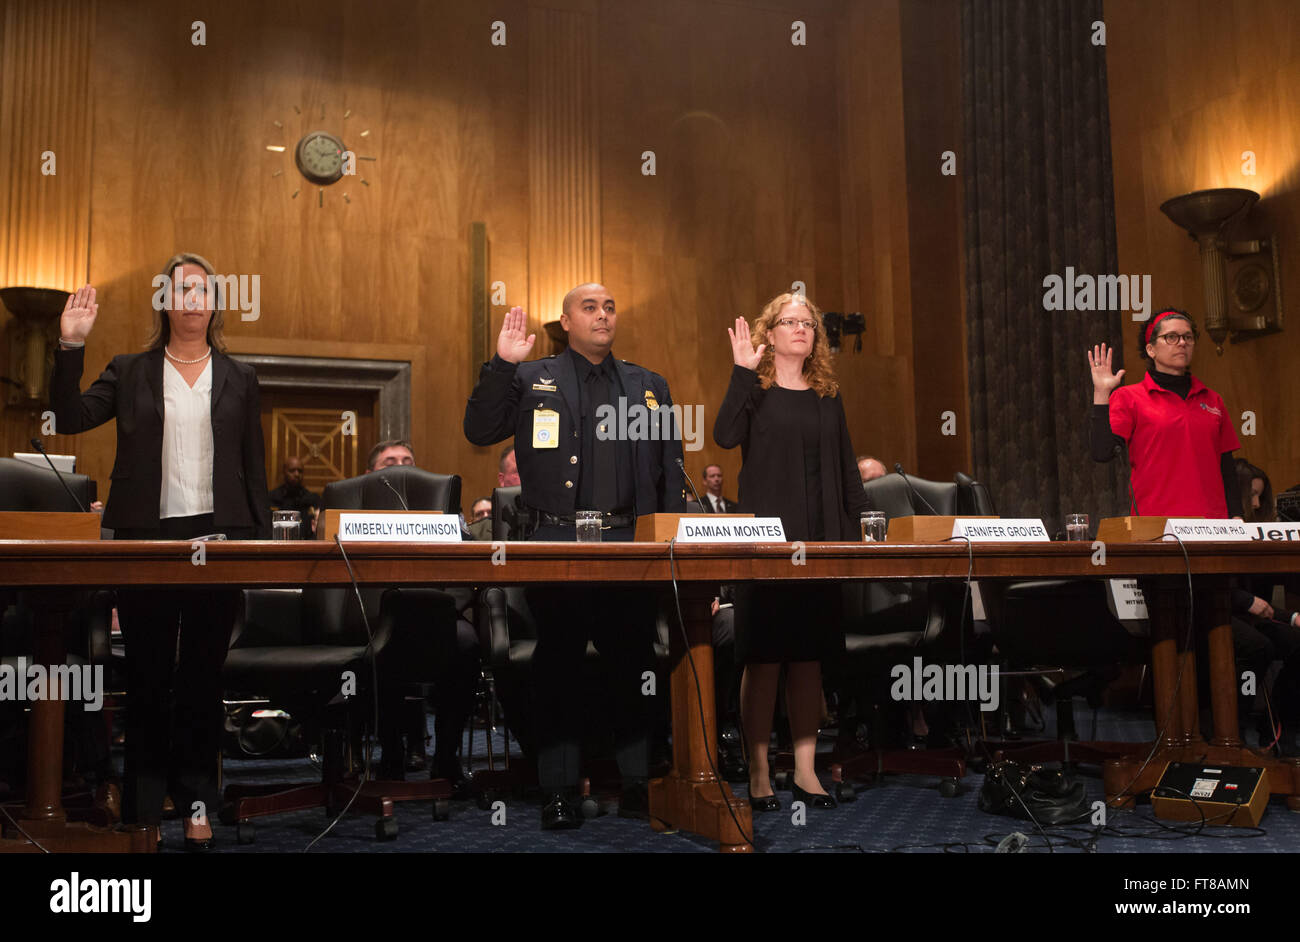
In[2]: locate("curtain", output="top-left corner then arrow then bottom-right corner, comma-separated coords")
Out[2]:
962,0 -> 1127,535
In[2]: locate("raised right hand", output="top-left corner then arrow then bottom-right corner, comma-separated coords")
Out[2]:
728,316 -> 765,370
1087,343 -> 1124,401
496,306 -> 536,364
60,284 -> 98,344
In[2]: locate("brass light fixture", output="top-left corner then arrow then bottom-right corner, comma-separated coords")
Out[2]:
1159,187 -> 1283,354
1,287 -> 70,405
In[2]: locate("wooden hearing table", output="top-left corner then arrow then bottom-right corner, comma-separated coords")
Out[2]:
3,538 -> 1300,852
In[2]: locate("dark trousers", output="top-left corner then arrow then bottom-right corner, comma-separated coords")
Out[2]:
115,514 -> 247,826
526,524 -> 658,791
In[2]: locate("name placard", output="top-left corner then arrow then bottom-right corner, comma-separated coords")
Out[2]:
1162,519 -> 1252,542
951,518 -> 1050,542
676,517 -> 787,542
1108,579 -> 1149,620
1250,523 -> 1300,542
337,513 -> 462,542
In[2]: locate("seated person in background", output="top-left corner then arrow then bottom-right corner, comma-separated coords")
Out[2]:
857,454 -> 886,484
269,456 -> 321,532
466,495 -> 493,540
368,438 -> 415,471
1233,458 -> 1300,753
361,439 -> 478,785
467,445 -> 522,541
690,464 -> 739,513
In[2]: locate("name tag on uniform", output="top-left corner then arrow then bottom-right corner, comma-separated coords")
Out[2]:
533,409 -> 559,448
532,383 -> 557,392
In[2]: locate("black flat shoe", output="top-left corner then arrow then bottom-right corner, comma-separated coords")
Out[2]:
791,780 -> 836,810
748,793 -> 780,813
540,793 -> 582,830
183,836 -> 214,852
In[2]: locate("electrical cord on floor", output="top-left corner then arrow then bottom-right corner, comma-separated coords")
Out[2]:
0,801 -> 50,852
1101,530 -> 1197,810
303,535 -> 384,852
666,537 -> 755,849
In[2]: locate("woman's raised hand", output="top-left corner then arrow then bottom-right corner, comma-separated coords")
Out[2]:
1087,343 -> 1124,404
60,285 -> 98,344
728,316 -> 765,370
496,306 -> 536,364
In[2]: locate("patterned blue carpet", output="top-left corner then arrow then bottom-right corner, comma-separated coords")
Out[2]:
181,705 -> 1300,854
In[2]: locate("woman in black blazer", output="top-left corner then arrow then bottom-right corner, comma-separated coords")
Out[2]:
51,253 -> 271,849
714,292 -> 869,812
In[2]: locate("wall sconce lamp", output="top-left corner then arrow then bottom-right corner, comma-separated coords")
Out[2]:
1,287 -> 70,406
1159,187 -> 1283,354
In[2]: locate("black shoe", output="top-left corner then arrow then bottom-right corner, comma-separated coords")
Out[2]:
791,779 -> 837,810
618,781 -> 650,820
720,752 -> 749,784
748,793 -> 780,812
540,793 -> 582,830
433,761 -> 471,799
183,832 -> 214,853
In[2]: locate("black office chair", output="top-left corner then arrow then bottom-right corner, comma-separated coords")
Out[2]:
0,457 -> 117,822
220,467 -> 466,842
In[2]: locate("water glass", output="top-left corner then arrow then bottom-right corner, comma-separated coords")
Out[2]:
273,510 -> 301,540
860,511 -> 888,542
1065,513 -> 1089,541
575,511 -> 603,543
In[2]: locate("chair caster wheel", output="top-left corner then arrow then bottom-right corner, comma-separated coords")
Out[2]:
773,771 -> 791,791
236,821 -> 255,845
433,800 -> 450,821
376,816 -> 399,841
938,778 -> 959,798
580,798 -> 599,819
475,793 -> 492,811
836,782 -> 857,802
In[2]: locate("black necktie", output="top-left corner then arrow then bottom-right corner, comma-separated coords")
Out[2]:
589,366 -> 618,510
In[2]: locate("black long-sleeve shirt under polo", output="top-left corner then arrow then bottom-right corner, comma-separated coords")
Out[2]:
569,346 -> 634,513
1090,368 -> 1243,517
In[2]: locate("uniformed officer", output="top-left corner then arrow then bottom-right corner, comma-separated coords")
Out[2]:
464,283 -> 685,829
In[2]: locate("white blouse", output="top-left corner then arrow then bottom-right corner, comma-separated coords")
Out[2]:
159,357 -> 215,519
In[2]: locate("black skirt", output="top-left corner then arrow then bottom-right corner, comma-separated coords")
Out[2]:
733,582 -> 845,665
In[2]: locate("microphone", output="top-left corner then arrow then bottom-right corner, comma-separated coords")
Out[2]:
894,462 -> 939,516
675,457 -> 705,510
29,437 -> 87,513
379,475 -> 410,511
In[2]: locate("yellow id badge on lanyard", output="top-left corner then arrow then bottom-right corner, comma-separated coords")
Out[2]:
532,409 -> 559,448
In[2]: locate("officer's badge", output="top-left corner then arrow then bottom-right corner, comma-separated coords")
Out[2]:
643,389 -> 659,410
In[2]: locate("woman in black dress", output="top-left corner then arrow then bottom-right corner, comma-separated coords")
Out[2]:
714,292 -> 869,811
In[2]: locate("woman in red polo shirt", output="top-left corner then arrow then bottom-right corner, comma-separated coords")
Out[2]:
1088,308 -> 1243,518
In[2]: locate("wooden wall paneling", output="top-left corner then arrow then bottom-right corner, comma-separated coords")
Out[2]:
527,4 -> 600,349
1107,0 -> 1300,492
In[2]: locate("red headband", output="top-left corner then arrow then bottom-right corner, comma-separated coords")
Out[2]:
1145,311 -> 1180,345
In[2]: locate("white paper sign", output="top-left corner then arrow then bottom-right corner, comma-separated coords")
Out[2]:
1108,579 -> 1149,620
337,513 -> 462,542
676,516 -> 787,542
951,518 -> 1050,542
1162,519 -> 1252,541
1250,523 -> 1300,541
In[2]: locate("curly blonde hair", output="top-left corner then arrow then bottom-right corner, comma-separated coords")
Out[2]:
752,292 -> 839,397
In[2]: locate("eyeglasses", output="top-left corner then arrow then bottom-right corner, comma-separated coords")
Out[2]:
776,318 -> 816,331
1155,332 -> 1197,346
